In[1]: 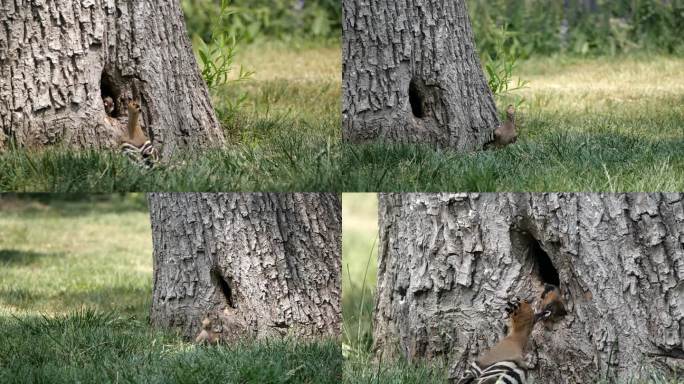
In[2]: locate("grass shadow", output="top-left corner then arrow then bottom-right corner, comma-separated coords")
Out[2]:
0,249 -> 61,266
0,284 -> 152,317
0,195 -> 148,217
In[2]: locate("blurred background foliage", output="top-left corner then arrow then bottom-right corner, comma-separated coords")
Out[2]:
181,0 -> 682,107
468,0 -> 683,57
181,0 -> 681,56
182,0 -> 341,44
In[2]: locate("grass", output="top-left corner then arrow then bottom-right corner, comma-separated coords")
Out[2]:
340,193 -> 683,384
0,196 -> 342,383
341,193 -> 377,358
342,193 -> 450,383
0,42 -> 341,192
342,56 -> 684,192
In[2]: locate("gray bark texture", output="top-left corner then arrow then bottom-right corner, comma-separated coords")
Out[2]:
375,193 -> 684,383
148,193 -> 342,341
0,0 -> 224,158
342,0 -> 499,151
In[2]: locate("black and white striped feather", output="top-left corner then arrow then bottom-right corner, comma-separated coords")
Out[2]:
458,361 -> 527,384
120,141 -> 159,169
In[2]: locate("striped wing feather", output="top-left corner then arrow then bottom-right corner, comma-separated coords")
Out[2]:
120,141 -> 158,169
459,361 -> 526,384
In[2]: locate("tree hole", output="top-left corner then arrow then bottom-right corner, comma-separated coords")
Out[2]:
210,267 -> 235,308
528,237 -> 560,287
100,69 -> 122,117
397,285 -> 407,301
408,79 -> 425,118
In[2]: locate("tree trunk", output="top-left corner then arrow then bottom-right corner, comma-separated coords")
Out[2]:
375,193 -> 683,383
0,0 -> 224,157
148,193 -> 342,341
342,0 -> 499,151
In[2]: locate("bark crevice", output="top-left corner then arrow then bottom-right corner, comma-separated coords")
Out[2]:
408,78 -> 426,119
511,231 -> 561,288
210,266 -> 235,309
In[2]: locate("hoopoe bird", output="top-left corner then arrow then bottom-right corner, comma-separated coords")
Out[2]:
492,105 -> 517,148
120,99 -> 159,169
458,298 -> 537,384
194,317 -> 219,345
194,307 -> 248,345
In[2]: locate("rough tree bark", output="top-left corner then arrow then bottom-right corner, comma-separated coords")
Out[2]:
342,0 -> 499,151
148,193 -> 341,341
0,0 -> 224,158
374,193 -> 683,383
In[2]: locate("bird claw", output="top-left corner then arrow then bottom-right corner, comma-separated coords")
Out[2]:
505,298 -> 521,315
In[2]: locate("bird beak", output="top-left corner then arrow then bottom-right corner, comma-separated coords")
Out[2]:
534,310 -> 551,323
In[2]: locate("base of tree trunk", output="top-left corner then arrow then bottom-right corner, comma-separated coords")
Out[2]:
148,193 -> 342,342
342,0 -> 499,151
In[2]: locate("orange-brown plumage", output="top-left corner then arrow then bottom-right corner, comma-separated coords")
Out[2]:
195,317 -> 219,345
476,299 -> 535,368
124,100 -> 148,147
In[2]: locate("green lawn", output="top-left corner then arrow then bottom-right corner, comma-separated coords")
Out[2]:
342,56 -> 684,192
340,194 -> 682,384
0,196 -> 342,383
0,42 -> 341,192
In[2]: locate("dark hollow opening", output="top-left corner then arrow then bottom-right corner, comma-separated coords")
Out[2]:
528,238 -> 560,287
397,285 -> 407,301
408,79 -> 425,118
100,70 -> 121,117
210,267 -> 235,308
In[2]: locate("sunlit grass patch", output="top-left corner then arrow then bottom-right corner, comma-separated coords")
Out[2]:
231,42 -> 341,83
516,56 -> 684,98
